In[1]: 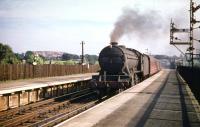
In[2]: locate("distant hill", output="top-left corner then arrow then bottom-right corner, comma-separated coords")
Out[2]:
32,51 -> 65,59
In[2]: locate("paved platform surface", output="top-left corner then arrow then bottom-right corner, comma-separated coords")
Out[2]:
56,69 -> 200,127
0,73 -> 96,95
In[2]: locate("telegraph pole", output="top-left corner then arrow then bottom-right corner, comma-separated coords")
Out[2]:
81,41 -> 85,73
81,41 -> 85,65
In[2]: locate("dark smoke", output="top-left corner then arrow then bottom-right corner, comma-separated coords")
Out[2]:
110,8 -> 163,42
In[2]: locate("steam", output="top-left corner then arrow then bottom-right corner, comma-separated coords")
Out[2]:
110,8 -> 163,42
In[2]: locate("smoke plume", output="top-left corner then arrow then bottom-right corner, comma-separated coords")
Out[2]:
110,8 -> 163,42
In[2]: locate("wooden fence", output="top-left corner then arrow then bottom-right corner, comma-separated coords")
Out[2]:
0,64 -> 99,81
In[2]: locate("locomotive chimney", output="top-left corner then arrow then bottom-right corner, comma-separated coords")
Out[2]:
110,42 -> 118,46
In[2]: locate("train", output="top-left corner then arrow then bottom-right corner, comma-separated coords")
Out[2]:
90,42 -> 161,97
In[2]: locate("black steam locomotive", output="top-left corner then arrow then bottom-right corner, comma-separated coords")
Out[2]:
91,42 -> 160,96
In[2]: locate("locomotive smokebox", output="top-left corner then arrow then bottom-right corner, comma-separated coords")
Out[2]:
99,42 -> 141,75
110,42 -> 118,46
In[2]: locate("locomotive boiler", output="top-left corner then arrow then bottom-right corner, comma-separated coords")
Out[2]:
91,42 -> 161,97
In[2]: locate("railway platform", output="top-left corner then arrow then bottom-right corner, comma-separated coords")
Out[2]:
0,73 -> 96,95
56,69 -> 200,127
0,73 -> 96,111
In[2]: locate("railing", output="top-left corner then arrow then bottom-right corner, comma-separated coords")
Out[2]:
0,64 -> 99,81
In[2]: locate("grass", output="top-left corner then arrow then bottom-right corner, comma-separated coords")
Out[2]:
44,60 -> 78,65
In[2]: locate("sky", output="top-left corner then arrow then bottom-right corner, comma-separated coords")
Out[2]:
0,0 -> 199,56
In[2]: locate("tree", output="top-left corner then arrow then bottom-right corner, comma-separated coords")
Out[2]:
62,53 -> 79,60
85,54 -> 98,64
15,53 -> 24,61
0,43 -> 20,64
24,51 -> 44,64
25,51 -> 34,64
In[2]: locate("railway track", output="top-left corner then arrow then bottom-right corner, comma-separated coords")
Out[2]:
0,88 -> 97,127
28,92 -> 99,127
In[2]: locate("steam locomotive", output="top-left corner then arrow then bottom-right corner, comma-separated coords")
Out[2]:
91,42 -> 161,96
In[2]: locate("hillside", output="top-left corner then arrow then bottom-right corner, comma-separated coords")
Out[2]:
32,51 -> 65,59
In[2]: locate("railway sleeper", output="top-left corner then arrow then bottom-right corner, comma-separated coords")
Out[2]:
27,119 -> 38,123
